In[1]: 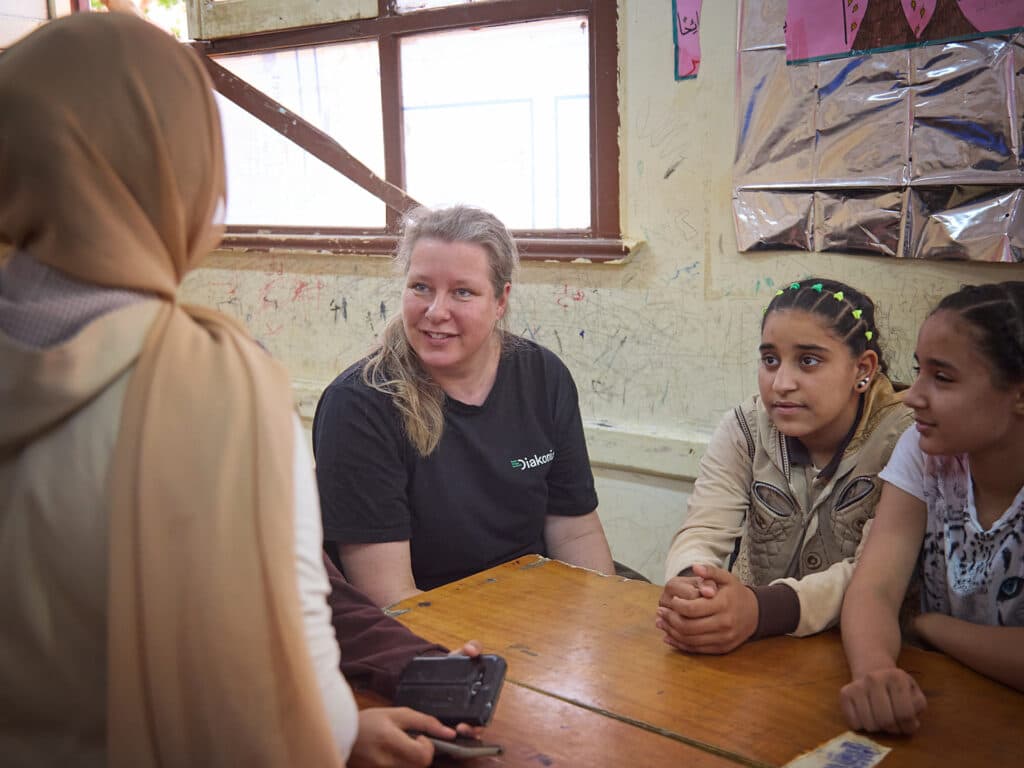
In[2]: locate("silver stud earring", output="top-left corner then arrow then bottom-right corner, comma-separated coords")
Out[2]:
858,377 -> 870,390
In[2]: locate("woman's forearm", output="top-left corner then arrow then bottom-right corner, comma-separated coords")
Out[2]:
553,529 -> 614,573
545,511 -> 614,574
339,541 -> 423,609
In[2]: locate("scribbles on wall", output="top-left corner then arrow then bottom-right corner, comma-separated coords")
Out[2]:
512,276 -> 756,428
673,0 -> 702,80
554,284 -> 588,308
328,298 -> 346,322
734,1 -> 1024,262
785,0 -> 1024,64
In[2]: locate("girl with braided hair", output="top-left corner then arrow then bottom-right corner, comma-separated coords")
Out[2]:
841,281 -> 1024,736
658,278 -> 913,654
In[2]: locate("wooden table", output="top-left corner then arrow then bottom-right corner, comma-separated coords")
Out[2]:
390,556 -> 1023,768
360,680 -> 738,767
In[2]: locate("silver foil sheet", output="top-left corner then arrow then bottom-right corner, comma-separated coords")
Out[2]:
734,2 -> 1024,262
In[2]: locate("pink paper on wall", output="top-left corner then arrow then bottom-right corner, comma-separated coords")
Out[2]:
784,0 -> 868,63
784,0 -> 1024,64
958,0 -> 1024,32
901,0 -> 937,38
674,0 -> 702,80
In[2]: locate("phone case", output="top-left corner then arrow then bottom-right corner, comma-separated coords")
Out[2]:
394,654 -> 507,726
426,736 -> 503,759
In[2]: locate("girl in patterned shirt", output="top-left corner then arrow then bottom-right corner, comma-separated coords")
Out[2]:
841,281 -> 1024,736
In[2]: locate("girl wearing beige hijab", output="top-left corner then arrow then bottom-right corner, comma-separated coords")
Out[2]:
0,12 -> 356,767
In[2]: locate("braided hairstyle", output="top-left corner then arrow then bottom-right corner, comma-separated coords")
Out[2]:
762,278 -> 889,374
932,281 -> 1024,388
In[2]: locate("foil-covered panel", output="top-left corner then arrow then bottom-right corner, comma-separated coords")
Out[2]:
906,186 -> 1024,262
814,52 -> 911,186
733,189 -> 813,251
911,39 -> 1022,183
733,1 -> 1024,263
816,189 -> 904,257
735,49 -> 817,187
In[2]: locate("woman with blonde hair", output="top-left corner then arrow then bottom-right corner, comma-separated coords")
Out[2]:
0,12 -> 356,766
314,205 -> 614,608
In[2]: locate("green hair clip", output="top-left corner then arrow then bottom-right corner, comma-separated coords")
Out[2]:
764,283 -> 876,343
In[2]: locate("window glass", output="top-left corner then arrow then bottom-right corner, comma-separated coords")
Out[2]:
216,41 -> 386,227
395,0 -> 476,12
401,16 -> 590,229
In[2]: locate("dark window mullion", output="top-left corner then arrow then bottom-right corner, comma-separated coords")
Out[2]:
590,0 -> 620,239
379,29 -> 407,233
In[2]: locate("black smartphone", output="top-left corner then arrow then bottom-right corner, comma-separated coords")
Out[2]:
426,736 -> 503,759
393,654 -> 507,726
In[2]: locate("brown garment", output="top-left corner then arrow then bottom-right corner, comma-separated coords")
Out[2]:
0,13 -> 340,768
324,555 -> 448,698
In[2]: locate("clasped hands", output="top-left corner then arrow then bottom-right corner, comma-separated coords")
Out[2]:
655,563 -> 759,655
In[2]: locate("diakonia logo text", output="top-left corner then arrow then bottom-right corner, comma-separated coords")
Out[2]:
510,450 -> 555,471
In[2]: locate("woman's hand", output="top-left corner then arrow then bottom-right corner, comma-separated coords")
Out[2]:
350,707 -> 454,768
839,667 -> 926,736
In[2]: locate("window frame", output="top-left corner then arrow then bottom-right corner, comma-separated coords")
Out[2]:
191,0 -> 625,262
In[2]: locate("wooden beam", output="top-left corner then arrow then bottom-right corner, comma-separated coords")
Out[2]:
196,50 -> 421,217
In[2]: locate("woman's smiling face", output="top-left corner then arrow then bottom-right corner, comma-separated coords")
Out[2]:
401,237 -> 509,385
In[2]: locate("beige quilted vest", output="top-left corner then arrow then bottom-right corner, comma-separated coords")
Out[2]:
732,377 -> 913,586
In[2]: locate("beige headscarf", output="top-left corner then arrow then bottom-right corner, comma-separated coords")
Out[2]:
0,13 -> 342,767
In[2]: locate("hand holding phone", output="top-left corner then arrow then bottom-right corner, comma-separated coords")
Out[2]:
394,653 -> 507,727
352,708 -> 454,768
